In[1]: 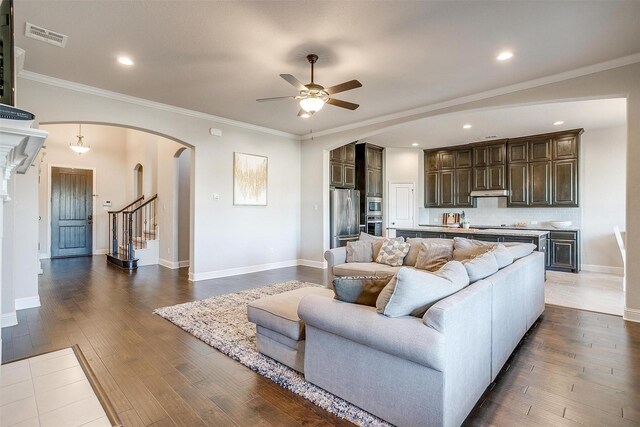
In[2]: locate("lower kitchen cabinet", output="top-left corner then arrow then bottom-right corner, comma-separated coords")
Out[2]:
548,230 -> 579,272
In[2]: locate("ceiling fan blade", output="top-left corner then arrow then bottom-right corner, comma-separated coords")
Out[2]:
324,80 -> 362,95
326,98 -> 359,110
280,74 -> 308,91
297,109 -> 310,117
256,96 -> 296,102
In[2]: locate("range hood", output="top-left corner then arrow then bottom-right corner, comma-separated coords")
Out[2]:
470,189 -> 510,197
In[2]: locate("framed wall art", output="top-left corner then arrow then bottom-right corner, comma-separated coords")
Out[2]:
233,152 -> 268,206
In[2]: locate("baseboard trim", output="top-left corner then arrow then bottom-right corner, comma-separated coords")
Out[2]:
581,264 -> 624,275
179,260 -> 190,268
1,312 -> 18,328
93,249 -> 109,255
15,296 -> 41,310
158,258 -> 180,269
189,259 -> 300,281
39,253 -> 50,260
624,307 -> 640,323
297,259 -> 327,269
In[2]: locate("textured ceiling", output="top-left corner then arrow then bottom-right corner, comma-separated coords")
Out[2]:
13,1 -> 640,136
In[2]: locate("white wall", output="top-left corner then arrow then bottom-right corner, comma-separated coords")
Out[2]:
38,124 -> 129,257
17,75 -> 302,281
581,126 -> 626,271
177,149 -> 191,264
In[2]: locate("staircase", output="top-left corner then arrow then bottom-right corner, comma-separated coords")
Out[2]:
107,195 -> 159,270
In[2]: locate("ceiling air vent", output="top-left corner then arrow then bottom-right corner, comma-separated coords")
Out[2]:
25,23 -> 68,47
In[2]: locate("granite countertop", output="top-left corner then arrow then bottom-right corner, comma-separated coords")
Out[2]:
390,225 -> 549,237
468,224 -> 580,232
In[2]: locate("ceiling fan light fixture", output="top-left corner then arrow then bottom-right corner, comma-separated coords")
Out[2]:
69,124 -> 90,154
299,96 -> 325,113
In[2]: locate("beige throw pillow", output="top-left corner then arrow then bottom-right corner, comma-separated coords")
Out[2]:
333,275 -> 393,306
375,239 -> 411,267
376,262 -> 470,317
346,240 -> 373,263
503,242 -> 536,260
415,241 -> 453,271
404,238 -> 453,266
360,232 -> 404,259
453,237 -> 498,261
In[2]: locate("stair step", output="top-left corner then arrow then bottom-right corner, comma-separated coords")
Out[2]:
106,253 -> 138,270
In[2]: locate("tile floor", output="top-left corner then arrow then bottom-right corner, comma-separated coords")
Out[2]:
545,270 -> 625,316
1,348 -> 110,427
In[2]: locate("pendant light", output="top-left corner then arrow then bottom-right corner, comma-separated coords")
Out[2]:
69,124 -> 90,154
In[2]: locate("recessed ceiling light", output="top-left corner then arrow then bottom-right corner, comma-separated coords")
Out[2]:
117,56 -> 134,66
463,124 -> 472,129
496,51 -> 514,61
411,143 -> 419,147
553,121 -> 564,126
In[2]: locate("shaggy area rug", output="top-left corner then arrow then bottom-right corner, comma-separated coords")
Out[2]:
153,280 -> 391,427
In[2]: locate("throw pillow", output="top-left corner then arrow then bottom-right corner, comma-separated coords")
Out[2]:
503,242 -> 536,260
453,237 -> 497,261
375,239 -> 410,267
415,241 -> 453,271
462,251 -> 499,283
376,262 -> 469,318
404,237 -> 453,266
333,275 -> 393,306
346,240 -> 373,263
490,244 -> 514,268
360,232 -> 404,259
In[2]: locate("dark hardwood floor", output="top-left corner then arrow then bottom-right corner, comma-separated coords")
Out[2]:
2,257 -> 640,426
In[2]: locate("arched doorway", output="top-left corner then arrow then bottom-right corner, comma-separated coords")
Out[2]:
174,148 -> 191,267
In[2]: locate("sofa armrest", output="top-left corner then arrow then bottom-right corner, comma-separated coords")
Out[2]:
299,294 -> 445,371
324,247 -> 347,269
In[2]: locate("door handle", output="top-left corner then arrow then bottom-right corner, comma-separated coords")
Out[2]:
88,214 -> 93,225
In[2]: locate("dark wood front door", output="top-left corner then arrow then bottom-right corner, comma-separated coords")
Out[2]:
51,167 -> 93,258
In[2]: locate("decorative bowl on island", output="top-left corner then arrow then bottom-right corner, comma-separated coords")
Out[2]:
550,221 -> 572,229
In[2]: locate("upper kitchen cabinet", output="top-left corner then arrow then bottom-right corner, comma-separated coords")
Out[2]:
425,151 -> 439,171
473,141 -> 506,191
424,147 -> 476,208
330,142 -> 356,189
456,149 -> 473,168
506,129 -> 582,207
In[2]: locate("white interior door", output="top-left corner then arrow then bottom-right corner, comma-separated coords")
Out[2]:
389,183 -> 414,229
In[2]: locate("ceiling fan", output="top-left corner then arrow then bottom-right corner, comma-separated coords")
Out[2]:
257,54 -> 362,118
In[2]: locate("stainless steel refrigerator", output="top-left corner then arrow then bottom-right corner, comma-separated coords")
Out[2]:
330,188 -> 361,248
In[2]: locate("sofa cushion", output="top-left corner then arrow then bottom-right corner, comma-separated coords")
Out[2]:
376,239 -> 411,267
490,244 -> 514,268
360,232 -> 403,259
333,275 -> 393,306
453,237 -> 497,261
247,287 -> 334,340
415,240 -> 454,271
346,240 -> 373,263
462,251 -> 499,283
333,262 -> 403,277
503,242 -> 536,260
376,262 -> 469,317
405,238 -> 453,266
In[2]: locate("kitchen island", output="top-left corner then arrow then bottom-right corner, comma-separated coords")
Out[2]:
388,226 -> 552,270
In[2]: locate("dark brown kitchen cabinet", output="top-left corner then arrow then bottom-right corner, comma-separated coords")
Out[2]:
456,150 -> 473,168
548,230 -> 579,272
439,170 -> 455,207
529,161 -> 552,206
366,146 -> 383,169
553,159 -> 578,206
366,168 -> 383,197
508,142 -> 528,163
529,139 -> 552,161
474,165 -> 505,190
330,142 -> 356,189
553,135 -> 578,160
455,168 -> 473,207
424,171 -> 439,207
355,143 -> 384,223
439,152 -> 455,169
473,142 -> 506,191
426,151 -> 439,171
508,163 -> 528,206
474,143 -> 505,167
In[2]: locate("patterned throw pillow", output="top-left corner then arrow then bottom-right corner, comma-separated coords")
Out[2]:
346,241 -> 373,263
376,239 -> 411,267
415,241 -> 453,271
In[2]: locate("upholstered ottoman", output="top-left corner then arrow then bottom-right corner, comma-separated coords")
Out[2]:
247,287 -> 333,373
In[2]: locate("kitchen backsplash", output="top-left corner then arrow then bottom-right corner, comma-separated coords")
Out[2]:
418,197 -> 581,227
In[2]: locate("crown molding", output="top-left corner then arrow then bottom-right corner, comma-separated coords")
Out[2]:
301,52 -> 640,141
17,70 -> 301,141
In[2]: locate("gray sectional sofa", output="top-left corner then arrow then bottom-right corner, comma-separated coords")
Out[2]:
297,245 -> 545,427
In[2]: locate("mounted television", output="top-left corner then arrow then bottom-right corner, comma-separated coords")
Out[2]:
1,0 -> 15,106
